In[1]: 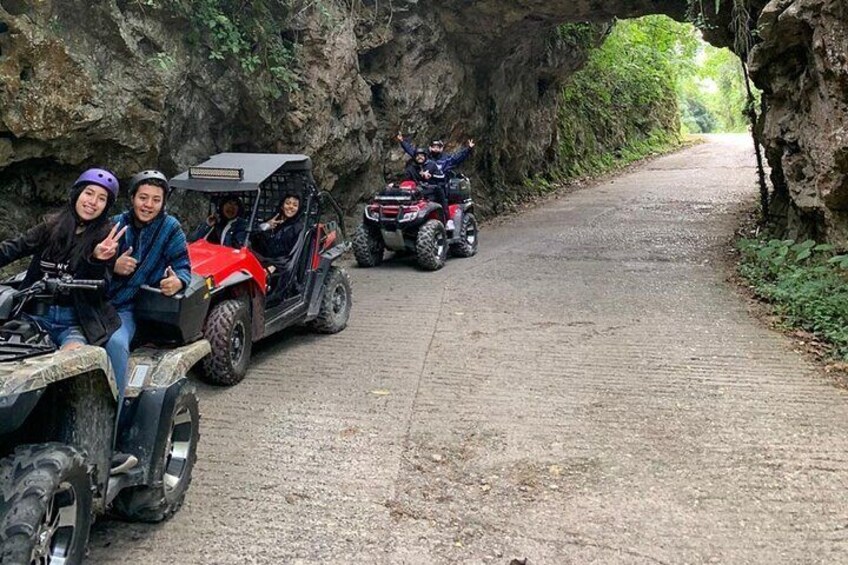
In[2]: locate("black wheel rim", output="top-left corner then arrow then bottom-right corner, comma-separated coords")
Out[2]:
331,283 -> 347,316
32,480 -> 78,564
230,321 -> 246,365
163,405 -> 194,496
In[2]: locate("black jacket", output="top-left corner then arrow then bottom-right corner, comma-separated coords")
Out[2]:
0,222 -> 121,346
254,217 -> 304,261
405,159 -> 443,184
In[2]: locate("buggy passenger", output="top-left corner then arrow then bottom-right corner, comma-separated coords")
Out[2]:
255,194 -> 304,263
189,195 -> 248,248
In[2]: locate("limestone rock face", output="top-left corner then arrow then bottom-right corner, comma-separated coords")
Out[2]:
0,0 -> 845,244
749,0 -> 848,244
0,0 -> 685,218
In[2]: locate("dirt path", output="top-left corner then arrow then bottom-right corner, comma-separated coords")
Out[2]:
89,135 -> 848,564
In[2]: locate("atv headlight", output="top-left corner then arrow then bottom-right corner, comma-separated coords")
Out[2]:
365,205 -> 379,221
400,206 -> 422,222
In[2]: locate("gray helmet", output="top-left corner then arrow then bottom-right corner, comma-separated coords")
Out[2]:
128,169 -> 170,198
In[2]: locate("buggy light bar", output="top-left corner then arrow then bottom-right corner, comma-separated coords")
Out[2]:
188,166 -> 244,181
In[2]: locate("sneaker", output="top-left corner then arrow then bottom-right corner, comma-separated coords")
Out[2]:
446,220 -> 455,231
110,452 -> 139,475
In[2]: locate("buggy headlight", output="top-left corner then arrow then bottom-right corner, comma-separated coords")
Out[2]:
365,205 -> 379,221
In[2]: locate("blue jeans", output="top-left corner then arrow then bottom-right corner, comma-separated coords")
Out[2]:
29,306 -> 87,348
104,307 -> 136,395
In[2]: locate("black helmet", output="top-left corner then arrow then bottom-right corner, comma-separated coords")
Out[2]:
414,148 -> 428,159
429,139 -> 444,148
128,169 -> 170,198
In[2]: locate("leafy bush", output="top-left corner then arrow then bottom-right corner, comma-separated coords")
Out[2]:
737,238 -> 848,358
679,45 -> 754,134
141,0 -> 299,96
554,16 -> 698,179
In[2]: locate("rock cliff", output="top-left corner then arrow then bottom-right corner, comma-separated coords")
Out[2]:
0,0 -> 845,243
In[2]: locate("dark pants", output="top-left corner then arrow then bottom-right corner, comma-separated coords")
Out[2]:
422,184 -> 449,224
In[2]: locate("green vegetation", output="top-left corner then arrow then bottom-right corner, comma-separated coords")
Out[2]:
549,15 -> 754,184
138,0 -> 299,96
679,45 -> 753,133
737,238 -> 848,359
554,16 -> 699,180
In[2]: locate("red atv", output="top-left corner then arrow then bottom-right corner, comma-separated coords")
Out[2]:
353,174 -> 478,270
136,153 -> 352,386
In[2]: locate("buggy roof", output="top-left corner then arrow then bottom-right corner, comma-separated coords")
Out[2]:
169,153 -> 312,192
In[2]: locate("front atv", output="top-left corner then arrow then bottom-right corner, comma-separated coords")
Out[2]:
164,153 -> 353,386
0,275 -> 207,563
354,176 -> 478,271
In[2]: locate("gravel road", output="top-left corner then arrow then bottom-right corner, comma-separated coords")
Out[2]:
89,135 -> 848,564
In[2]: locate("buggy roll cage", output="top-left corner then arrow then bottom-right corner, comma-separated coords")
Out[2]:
169,153 -> 338,249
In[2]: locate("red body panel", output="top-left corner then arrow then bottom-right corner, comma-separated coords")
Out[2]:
188,240 -> 267,295
369,182 -> 460,223
311,228 -> 321,270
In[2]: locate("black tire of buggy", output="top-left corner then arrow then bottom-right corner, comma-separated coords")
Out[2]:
353,224 -> 384,267
308,267 -> 352,334
416,220 -> 448,271
112,385 -> 200,523
450,213 -> 479,258
0,444 -> 92,565
199,299 -> 252,386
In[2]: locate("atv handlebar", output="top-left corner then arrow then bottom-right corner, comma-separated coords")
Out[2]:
17,276 -> 106,298
52,279 -> 105,291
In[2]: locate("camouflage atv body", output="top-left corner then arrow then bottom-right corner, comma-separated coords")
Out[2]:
0,312 -> 209,563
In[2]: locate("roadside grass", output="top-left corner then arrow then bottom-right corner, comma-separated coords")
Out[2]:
736,236 -> 848,360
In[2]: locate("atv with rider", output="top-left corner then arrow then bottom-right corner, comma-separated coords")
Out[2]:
0,274 -> 208,564
164,153 -> 352,386
353,173 -> 478,271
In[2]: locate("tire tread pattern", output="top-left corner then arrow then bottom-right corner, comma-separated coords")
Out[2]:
450,213 -> 479,258
200,299 -> 252,386
353,224 -> 384,268
308,267 -> 352,334
112,386 -> 200,523
0,444 -> 92,565
415,220 -> 447,271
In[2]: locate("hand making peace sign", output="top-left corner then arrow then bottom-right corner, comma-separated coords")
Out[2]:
93,223 -> 128,262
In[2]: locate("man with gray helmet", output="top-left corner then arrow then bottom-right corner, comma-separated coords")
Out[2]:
104,169 -> 191,394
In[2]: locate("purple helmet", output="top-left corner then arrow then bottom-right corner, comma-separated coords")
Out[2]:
73,168 -> 120,199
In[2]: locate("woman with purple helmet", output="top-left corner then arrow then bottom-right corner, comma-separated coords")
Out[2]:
0,168 -> 125,349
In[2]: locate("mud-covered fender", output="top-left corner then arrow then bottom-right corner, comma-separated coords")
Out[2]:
306,247 -> 346,318
116,339 -> 209,480
0,388 -> 43,436
115,378 -> 193,485
123,339 -> 211,400
0,346 -> 117,399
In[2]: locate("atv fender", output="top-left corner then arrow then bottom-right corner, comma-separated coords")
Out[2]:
123,339 -> 211,399
0,388 -> 43,436
0,346 -> 117,399
114,378 -> 194,488
420,201 -> 443,221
